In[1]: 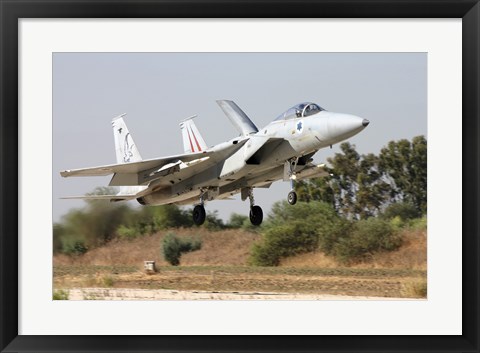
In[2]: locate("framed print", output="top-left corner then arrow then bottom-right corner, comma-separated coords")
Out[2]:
1,0 -> 479,352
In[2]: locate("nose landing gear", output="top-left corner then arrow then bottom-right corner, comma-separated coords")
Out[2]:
286,158 -> 298,205
288,190 -> 297,205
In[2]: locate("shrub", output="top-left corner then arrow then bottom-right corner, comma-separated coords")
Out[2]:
409,215 -> 427,231
250,201 -> 345,266
53,223 -> 65,254
389,216 -> 404,231
117,225 -> 139,240
203,211 -> 225,231
382,202 -> 421,221
266,201 -> 340,230
332,218 -> 402,264
61,238 -> 88,256
119,205 -> 194,238
102,276 -> 115,288
55,196 -> 132,252
53,289 -> 69,300
250,222 -> 319,266
151,204 -> 193,229
162,232 -> 202,266
228,213 -> 248,229
317,218 -> 353,256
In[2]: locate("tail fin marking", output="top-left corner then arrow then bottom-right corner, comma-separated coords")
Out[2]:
111,114 -> 144,196
180,116 -> 208,153
112,115 -> 142,164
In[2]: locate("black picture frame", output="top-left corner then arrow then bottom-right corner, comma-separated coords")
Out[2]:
1,1 -> 478,352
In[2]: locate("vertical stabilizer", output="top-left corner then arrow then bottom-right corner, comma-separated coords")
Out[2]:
179,115 -> 208,153
216,100 -> 259,136
112,114 -> 143,164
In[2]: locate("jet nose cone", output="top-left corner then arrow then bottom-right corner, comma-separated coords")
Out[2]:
362,119 -> 370,127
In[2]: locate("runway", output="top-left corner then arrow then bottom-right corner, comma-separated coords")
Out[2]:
66,287 -> 422,300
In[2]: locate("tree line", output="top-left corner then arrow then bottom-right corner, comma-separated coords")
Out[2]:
296,135 -> 427,219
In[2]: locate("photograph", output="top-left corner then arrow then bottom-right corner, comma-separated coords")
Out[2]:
53,52 -> 428,301
2,1 -> 478,350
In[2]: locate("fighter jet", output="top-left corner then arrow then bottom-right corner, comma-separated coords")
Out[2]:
60,101 -> 369,226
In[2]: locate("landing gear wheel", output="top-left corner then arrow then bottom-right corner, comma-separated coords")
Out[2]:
288,191 -> 297,205
249,205 -> 263,226
193,204 -> 206,226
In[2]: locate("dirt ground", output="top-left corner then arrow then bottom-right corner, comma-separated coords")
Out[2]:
54,265 -> 427,299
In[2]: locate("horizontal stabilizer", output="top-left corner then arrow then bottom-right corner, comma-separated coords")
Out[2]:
216,100 -> 258,136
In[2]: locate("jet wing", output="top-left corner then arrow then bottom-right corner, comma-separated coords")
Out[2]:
60,151 -> 212,178
60,194 -> 138,202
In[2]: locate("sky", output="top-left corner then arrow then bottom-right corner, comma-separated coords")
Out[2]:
53,53 -> 427,223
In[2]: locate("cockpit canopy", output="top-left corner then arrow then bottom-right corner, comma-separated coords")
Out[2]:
274,102 -> 324,121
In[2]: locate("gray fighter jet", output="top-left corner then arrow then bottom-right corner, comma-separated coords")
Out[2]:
61,100 -> 369,226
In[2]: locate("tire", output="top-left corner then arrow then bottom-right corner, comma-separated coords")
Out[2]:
288,191 -> 297,205
193,204 -> 206,226
249,205 -> 263,226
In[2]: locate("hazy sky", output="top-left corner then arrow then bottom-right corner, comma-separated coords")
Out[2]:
53,53 -> 427,222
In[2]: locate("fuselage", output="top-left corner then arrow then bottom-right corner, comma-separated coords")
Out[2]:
137,103 -> 368,206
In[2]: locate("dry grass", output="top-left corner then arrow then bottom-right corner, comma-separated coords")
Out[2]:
280,228 -> 427,270
53,228 -> 260,267
280,251 -> 339,268
401,278 -> 428,298
353,228 -> 427,270
53,227 -> 426,270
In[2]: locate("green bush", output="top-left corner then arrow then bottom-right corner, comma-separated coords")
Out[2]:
266,201 -> 340,229
332,218 -> 402,264
61,238 -> 88,256
151,204 -> 194,229
55,195 -> 131,252
249,201 -> 406,267
203,211 -> 225,231
317,218 -> 353,256
53,289 -> 69,300
250,201 -> 344,266
382,202 -> 421,221
117,225 -> 139,240
162,232 -> 202,266
102,276 -> 115,288
228,213 -> 248,229
250,222 -> 319,266
53,223 -> 65,254
409,215 -> 427,231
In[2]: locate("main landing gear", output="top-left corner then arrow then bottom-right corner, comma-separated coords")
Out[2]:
240,187 -> 263,226
192,204 -> 206,226
287,158 -> 298,205
193,188 -> 264,226
192,193 -> 206,226
247,188 -> 263,226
